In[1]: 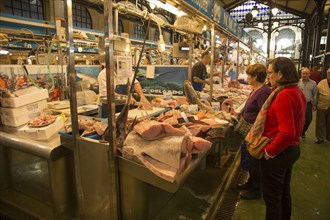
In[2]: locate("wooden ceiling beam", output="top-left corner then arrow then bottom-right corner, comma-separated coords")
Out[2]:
303,0 -> 311,13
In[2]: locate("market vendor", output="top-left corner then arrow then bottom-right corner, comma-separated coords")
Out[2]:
98,62 -> 150,117
226,62 -> 237,81
191,51 -> 211,91
211,58 -> 224,84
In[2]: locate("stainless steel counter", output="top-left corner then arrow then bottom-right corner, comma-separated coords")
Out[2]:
0,130 -> 70,160
0,129 -> 75,219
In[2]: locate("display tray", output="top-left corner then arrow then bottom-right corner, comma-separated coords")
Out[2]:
118,149 -> 209,193
27,115 -> 57,128
28,119 -> 56,128
60,128 -> 212,193
100,96 -> 127,106
51,104 -> 98,116
116,107 -> 167,120
19,117 -> 64,141
47,100 -> 70,110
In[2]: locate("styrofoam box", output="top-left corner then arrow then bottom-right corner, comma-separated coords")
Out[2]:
1,87 -> 49,108
0,99 -> 48,127
76,90 -> 96,106
18,117 -> 64,140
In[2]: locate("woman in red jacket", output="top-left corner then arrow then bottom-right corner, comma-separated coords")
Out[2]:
262,57 -> 306,220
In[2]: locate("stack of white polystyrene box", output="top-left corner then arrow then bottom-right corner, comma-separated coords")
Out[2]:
0,87 -> 49,127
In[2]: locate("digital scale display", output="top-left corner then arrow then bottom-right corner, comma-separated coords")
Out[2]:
179,45 -> 190,51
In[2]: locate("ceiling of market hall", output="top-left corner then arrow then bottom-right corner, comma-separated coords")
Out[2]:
220,0 -> 329,18
83,0 -> 329,19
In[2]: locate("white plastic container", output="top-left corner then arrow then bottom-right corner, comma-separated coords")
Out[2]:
76,90 -> 96,106
0,99 -> 48,127
1,87 -> 49,108
18,117 -> 64,140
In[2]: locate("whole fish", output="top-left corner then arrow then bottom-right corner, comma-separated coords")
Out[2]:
102,79 -> 131,148
184,80 -> 213,112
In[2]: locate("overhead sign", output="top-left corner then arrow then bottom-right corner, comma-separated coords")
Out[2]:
136,66 -> 188,96
184,0 -> 249,39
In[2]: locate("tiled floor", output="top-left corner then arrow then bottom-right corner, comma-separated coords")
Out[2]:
233,113 -> 330,220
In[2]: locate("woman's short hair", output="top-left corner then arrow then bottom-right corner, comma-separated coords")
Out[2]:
201,51 -> 210,58
268,57 -> 299,85
246,64 -> 267,83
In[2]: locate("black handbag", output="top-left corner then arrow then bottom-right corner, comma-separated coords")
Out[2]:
234,117 -> 253,138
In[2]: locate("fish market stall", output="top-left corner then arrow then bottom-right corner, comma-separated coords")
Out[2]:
0,0 -> 250,219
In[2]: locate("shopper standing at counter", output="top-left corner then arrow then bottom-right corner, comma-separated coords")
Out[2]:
236,64 -> 271,200
192,51 -> 211,91
315,68 -> 330,144
258,57 -> 306,220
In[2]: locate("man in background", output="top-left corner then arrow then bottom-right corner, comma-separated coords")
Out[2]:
298,67 -> 317,138
310,66 -> 322,84
98,60 -> 150,116
191,51 -> 211,91
227,62 -> 237,81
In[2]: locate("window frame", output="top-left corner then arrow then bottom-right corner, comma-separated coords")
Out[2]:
135,23 -> 146,39
4,0 -> 44,20
72,2 -> 92,29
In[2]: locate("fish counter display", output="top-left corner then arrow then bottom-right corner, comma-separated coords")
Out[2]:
0,80 -> 250,219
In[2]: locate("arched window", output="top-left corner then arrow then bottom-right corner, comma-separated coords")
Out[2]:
4,0 -> 44,20
248,30 -> 263,50
73,3 -> 92,29
154,29 -> 160,41
135,23 -> 145,39
118,19 -> 124,35
275,28 -> 296,58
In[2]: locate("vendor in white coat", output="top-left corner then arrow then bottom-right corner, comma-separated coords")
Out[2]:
98,64 -> 150,117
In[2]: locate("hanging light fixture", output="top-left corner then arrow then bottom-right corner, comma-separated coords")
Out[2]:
147,0 -> 186,17
251,5 -> 259,17
158,35 -> 166,52
202,24 -> 207,31
271,7 -> 279,16
262,31 -> 267,38
258,22 -> 263,29
273,21 -> 279,28
274,30 -> 280,37
149,2 -> 156,10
